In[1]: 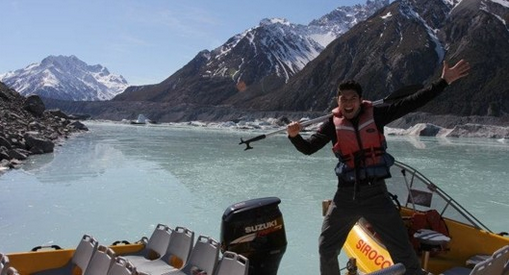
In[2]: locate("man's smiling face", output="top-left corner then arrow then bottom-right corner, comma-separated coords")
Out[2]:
338,89 -> 362,120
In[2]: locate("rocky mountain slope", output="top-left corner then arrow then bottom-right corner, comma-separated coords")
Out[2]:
246,0 -> 509,117
113,0 -> 389,105
111,0 -> 508,119
0,55 -> 128,101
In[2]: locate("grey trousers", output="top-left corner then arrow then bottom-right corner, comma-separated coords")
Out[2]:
319,182 -> 424,275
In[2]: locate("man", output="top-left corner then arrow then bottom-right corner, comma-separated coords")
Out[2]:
286,59 -> 470,275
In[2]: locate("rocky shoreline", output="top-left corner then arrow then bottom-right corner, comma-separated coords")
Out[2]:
0,82 -> 88,173
160,110 -> 509,139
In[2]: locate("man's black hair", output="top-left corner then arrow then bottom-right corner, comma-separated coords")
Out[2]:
337,80 -> 363,98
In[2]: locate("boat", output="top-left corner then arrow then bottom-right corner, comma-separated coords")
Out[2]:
2,161 -> 508,274
336,160 -> 509,274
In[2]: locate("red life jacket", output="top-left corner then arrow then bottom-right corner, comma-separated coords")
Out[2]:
332,101 -> 387,169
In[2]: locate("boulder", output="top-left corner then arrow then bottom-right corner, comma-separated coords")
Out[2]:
8,159 -> 23,169
0,148 -> 10,161
46,108 -> 70,119
23,95 -> 46,117
8,148 -> 28,160
24,133 -> 55,154
69,121 -> 89,131
0,136 -> 12,149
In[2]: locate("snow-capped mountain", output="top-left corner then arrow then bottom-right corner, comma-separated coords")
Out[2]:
201,0 -> 391,83
0,55 -> 128,101
114,0 -> 509,119
114,0 -> 389,104
249,0 -> 509,116
307,0 -> 393,46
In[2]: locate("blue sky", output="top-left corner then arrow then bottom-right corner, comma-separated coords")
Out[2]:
1,0 -> 365,85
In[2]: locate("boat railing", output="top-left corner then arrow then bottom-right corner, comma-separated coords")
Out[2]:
390,161 -> 492,233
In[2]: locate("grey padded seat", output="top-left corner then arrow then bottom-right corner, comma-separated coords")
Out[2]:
33,234 -> 99,275
491,245 -> 509,275
441,245 -> 509,275
4,267 -> 20,275
167,235 -> 220,275
124,224 -> 172,266
84,244 -> 116,275
0,253 -> 10,275
107,257 -> 138,275
136,226 -> 195,274
214,251 -> 249,275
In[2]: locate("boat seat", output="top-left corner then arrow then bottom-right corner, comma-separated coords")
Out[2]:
135,226 -> 195,274
503,260 -> 509,275
84,245 -> 116,275
491,245 -> 509,274
465,254 -> 490,268
440,244 -> 509,275
32,234 -> 99,275
413,229 -> 451,247
107,257 -> 136,275
123,223 -> 172,265
0,253 -> 11,275
407,210 -> 450,255
4,267 -> 20,275
413,229 -> 451,270
166,235 -> 220,275
214,251 -> 249,275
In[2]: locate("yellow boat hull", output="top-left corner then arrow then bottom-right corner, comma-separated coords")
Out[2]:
343,223 -> 394,271
343,208 -> 509,274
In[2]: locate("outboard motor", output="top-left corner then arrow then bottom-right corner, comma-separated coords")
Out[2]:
221,197 -> 287,275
